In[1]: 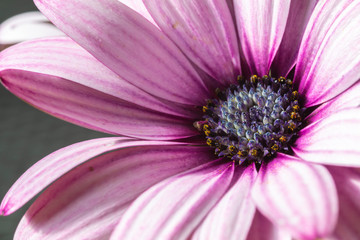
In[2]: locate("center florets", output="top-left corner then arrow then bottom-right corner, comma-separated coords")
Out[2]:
195,75 -> 302,165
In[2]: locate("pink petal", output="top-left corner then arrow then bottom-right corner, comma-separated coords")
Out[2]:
306,81 -> 360,123
246,211 -> 292,240
0,37 -> 196,119
0,11 -> 63,45
294,0 -> 360,107
234,0 -> 291,76
271,0 -> 318,77
118,0 -> 157,26
14,144 -> 212,240
144,0 -> 241,85
0,137 -> 179,216
34,0 -> 209,105
294,108 -> 360,167
328,166 -> 360,240
252,153 -> 338,239
193,165 -> 257,240
0,69 -> 197,140
111,160 -> 234,240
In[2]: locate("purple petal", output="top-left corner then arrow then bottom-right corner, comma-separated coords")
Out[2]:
328,166 -> 360,240
144,0 -> 241,85
294,0 -> 360,107
0,37 -> 196,119
0,137 -> 181,216
246,211 -> 292,240
110,160 -> 234,240
193,165 -> 256,240
13,144 -> 212,240
252,153 -> 338,239
34,0 -> 210,105
271,0 -> 318,77
294,108 -> 360,167
0,11 -> 63,46
306,81 -> 360,123
234,0 -> 291,76
0,68 -> 197,140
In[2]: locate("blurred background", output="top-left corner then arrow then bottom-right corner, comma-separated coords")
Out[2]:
0,1 -> 107,239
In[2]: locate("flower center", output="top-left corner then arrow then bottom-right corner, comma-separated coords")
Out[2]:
195,75 -> 302,166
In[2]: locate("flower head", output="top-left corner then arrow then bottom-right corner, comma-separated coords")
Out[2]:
1,0 -> 360,239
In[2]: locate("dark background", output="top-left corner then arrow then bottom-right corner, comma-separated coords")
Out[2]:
0,1 -> 107,239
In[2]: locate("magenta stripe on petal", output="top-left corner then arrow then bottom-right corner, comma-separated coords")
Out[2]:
0,70 -> 197,140
294,0 -> 360,107
144,0 -> 241,85
271,0 -> 317,77
193,165 -> 257,240
294,108 -> 360,167
0,37 -> 198,119
246,211 -> 292,240
14,144 -> 212,240
252,153 -> 338,239
35,0 -> 210,105
110,160 -> 234,240
234,0 -> 291,76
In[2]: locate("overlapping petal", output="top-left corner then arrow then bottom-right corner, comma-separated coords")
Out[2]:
294,108 -> 360,167
34,0 -> 210,105
306,81 -> 360,123
144,0 -> 241,85
110,160 -> 234,240
234,0 -> 291,76
118,0 -> 157,26
252,153 -> 338,239
271,0 -> 318,77
193,165 -> 256,240
0,37 -> 197,119
0,68 -> 197,139
0,11 -> 63,47
294,0 -> 360,107
328,167 -> 360,240
13,144 -> 212,240
0,137 -> 181,215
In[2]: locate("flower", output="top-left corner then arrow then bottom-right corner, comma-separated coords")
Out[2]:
0,11 -> 63,50
1,0 -> 360,239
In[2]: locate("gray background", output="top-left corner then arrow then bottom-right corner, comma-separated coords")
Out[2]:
0,1 -> 107,239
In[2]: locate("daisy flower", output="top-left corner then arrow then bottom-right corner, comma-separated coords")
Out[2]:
1,0 -> 360,239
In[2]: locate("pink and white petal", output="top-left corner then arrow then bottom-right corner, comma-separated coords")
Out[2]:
327,166 -> 360,240
111,160 -> 235,240
306,81 -> 360,123
144,0 -> 241,85
294,0 -> 360,107
193,165 -> 256,240
0,37 -> 196,119
271,0 -> 318,77
0,137 -> 182,216
34,0 -> 209,105
294,108 -> 360,167
0,11 -> 63,46
118,0 -> 157,26
234,0 -> 291,76
14,144 -> 212,240
246,211 -> 292,240
252,153 -> 338,239
0,70 -> 197,140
